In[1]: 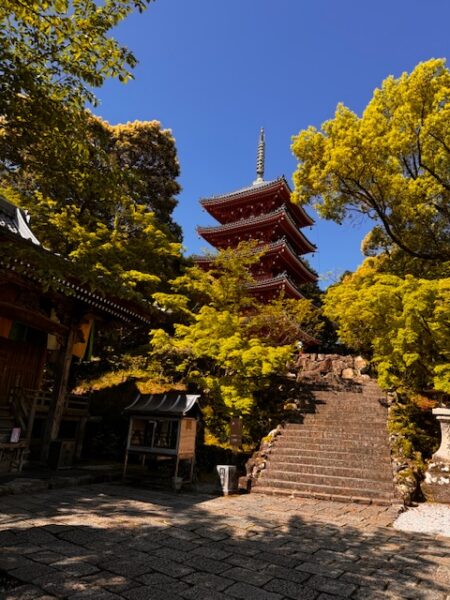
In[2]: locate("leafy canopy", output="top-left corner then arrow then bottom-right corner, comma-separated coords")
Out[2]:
151,242 -> 323,416
323,258 -> 450,394
0,0 -> 153,199
0,0 -> 151,108
292,59 -> 450,261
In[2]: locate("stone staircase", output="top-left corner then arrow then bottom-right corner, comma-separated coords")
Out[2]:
252,380 -> 397,505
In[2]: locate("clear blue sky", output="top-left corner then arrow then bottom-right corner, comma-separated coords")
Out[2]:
95,0 -> 450,286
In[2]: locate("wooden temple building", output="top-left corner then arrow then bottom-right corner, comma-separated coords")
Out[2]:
196,130 -> 317,301
0,195 -> 151,472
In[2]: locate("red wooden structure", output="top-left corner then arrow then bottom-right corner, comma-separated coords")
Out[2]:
196,130 -> 317,300
0,195 -> 151,472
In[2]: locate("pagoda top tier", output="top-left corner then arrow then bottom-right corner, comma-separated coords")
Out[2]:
200,176 -> 314,228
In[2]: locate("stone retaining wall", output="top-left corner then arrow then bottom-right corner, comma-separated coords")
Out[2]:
295,353 -> 370,383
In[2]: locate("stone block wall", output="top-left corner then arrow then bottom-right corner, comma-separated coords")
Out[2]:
295,353 -> 370,383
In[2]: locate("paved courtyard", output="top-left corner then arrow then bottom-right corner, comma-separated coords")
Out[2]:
0,483 -> 449,599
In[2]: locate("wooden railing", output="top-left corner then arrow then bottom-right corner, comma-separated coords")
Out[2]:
8,387 -> 37,444
18,388 -> 89,417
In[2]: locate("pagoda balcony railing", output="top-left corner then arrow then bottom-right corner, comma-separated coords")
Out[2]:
193,238 -> 316,281
248,271 -> 298,289
197,207 -> 316,252
198,206 -> 285,233
265,238 -> 317,277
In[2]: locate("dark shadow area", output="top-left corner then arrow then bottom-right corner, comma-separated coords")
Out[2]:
0,483 -> 449,599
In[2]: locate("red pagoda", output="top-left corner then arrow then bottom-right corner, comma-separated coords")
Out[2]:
196,130 -> 317,301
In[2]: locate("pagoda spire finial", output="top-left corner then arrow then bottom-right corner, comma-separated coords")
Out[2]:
253,128 -> 265,185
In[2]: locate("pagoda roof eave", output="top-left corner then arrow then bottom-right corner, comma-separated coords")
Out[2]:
200,177 -> 286,205
197,207 -> 316,254
200,176 -> 314,227
248,273 -> 304,300
264,239 -> 317,282
193,239 -> 317,283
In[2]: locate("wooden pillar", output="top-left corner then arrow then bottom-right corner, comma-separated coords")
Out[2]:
41,327 -> 76,463
74,416 -> 88,461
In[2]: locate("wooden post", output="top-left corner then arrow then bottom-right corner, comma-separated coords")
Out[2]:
123,417 -> 133,478
26,392 -> 37,447
41,327 -> 76,463
74,416 -> 88,460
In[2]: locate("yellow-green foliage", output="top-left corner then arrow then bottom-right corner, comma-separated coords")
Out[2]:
324,259 -> 450,393
152,309 -> 293,416
0,0 -> 150,98
1,117 -> 183,303
151,242 -> 323,417
75,354 -> 186,395
1,5 -> 181,305
387,395 -> 439,470
292,59 -> 450,263
291,58 -> 450,398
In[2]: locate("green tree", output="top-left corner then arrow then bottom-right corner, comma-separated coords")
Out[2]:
291,59 -> 450,262
0,0 -> 151,163
1,92 -> 185,298
113,121 -> 182,240
1,115 -> 184,303
151,243 -> 323,417
323,258 -> 450,394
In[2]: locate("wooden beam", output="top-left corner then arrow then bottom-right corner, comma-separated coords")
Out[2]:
0,301 -> 68,336
40,326 -> 75,463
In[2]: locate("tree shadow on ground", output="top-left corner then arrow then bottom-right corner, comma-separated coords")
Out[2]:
0,483 -> 449,599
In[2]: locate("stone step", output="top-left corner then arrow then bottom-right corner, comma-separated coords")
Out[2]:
260,469 -> 394,491
301,395 -> 383,400
300,406 -> 387,423
306,399 -> 385,406
267,452 -> 392,467
253,478 -> 395,502
252,485 -> 395,505
292,422 -> 388,431
265,461 -> 393,481
308,399 -> 385,405
273,440 -> 390,452
284,427 -> 388,442
305,394 -> 384,401
296,412 -> 387,429
281,429 -> 387,440
270,446 -> 391,459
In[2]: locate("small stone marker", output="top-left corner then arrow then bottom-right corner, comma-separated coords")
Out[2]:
230,416 -> 243,449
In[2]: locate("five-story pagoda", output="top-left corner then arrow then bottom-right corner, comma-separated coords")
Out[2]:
196,130 -> 317,301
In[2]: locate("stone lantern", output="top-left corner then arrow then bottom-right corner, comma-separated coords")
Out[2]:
422,407 -> 450,502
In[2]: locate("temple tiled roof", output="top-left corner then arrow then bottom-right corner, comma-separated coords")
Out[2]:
0,195 -> 151,325
0,195 -> 40,245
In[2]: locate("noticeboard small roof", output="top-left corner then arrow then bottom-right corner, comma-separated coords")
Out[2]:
124,393 -> 200,416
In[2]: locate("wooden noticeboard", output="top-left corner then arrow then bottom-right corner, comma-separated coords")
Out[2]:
178,418 -> 197,457
230,417 -> 242,448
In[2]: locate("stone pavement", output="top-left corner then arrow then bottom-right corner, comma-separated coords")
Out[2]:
0,484 -> 449,599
